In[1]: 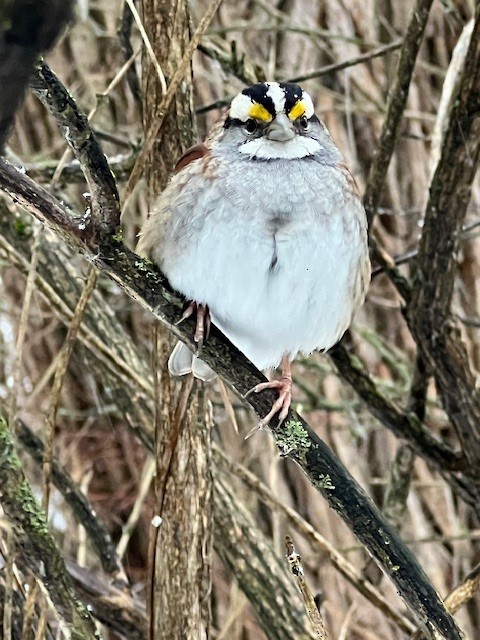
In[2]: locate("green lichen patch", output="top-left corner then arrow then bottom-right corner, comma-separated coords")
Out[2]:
276,420 -> 311,459
315,474 -> 335,491
111,227 -> 123,243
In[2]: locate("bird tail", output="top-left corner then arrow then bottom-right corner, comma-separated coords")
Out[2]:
168,341 -> 216,382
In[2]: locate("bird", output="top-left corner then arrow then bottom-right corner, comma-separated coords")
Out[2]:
137,81 -> 370,425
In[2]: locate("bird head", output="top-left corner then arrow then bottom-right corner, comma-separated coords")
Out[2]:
222,82 -> 325,160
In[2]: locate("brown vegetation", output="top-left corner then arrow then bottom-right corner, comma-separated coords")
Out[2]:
0,0 -> 479,639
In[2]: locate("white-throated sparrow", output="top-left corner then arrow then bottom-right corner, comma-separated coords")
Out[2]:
138,82 -> 370,424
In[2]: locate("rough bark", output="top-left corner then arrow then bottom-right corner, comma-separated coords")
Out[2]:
140,1 -> 213,638
142,0 -> 196,193
0,210 -> 409,638
0,414 -> 100,640
0,161 -> 464,640
407,8 -> 480,467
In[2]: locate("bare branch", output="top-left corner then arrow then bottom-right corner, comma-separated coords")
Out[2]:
285,536 -> 331,640
122,0 -> 225,203
214,474 -> 318,640
196,40 -> 403,115
0,413 -> 100,640
407,9 -> 480,467
329,343 -> 463,472
363,0 -> 434,227
118,0 -> 143,113
30,62 -> 121,241
16,419 -> 125,577
288,39 -> 403,84
0,161 -> 464,640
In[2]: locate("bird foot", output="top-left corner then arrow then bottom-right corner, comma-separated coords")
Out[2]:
175,302 -> 210,352
246,375 -> 292,427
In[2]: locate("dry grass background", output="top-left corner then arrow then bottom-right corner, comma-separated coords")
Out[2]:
0,0 -> 479,638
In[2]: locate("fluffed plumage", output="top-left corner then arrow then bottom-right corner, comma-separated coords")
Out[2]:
138,82 -> 370,420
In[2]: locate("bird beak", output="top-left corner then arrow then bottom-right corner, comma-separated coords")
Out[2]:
266,113 -> 295,141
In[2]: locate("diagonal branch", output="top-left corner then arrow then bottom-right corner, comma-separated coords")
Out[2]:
0,158 -> 464,640
0,414 -> 100,640
122,0 -> 225,203
361,0 -> 434,300
30,62 -> 121,241
363,0 -> 434,227
329,343 -> 463,472
16,420 -> 125,577
407,9 -> 480,467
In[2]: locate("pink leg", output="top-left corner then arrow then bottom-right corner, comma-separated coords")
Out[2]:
246,356 -> 293,426
175,302 -> 210,351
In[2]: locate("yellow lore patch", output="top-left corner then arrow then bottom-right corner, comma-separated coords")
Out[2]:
248,103 -> 272,122
288,101 -> 306,121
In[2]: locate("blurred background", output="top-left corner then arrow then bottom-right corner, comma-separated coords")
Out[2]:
0,0 -> 479,638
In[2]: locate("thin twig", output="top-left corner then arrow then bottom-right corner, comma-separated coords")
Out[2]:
122,0 -> 225,205
118,0 -> 143,111
214,446 -> 416,635
285,536 -> 331,639
195,39 -> 403,115
445,564 -> 480,615
288,39 -> 403,83
116,456 -> 156,559
124,0 -> 166,94
0,161 -> 465,639
363,0 -> 434,227
8,228 -> 42,421
43,266 -> 97,511
208,23 -> 380,46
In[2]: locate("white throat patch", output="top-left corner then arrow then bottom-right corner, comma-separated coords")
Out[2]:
239,136 -> 320,160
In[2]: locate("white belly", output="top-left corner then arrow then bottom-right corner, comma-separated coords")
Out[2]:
164,209 -> 362,370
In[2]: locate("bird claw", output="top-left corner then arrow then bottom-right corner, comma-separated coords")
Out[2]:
245,376 -> 292,427
176,302 -> 210,353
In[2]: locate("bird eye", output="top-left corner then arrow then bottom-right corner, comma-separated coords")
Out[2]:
244,119 -> 258,135
299,115 -> 309,130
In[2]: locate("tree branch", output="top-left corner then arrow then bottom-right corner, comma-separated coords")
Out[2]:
0,159 -> 464,640
0,413 -> 100,640
16,420 -> 125,578
214,446 -> 416,635
407,8 -> 480,467
329,343 -> 464,472
214,474 -> 317,640
30,62 -> 121,241
363,0 -> 434,227
66,560 -> 147,640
